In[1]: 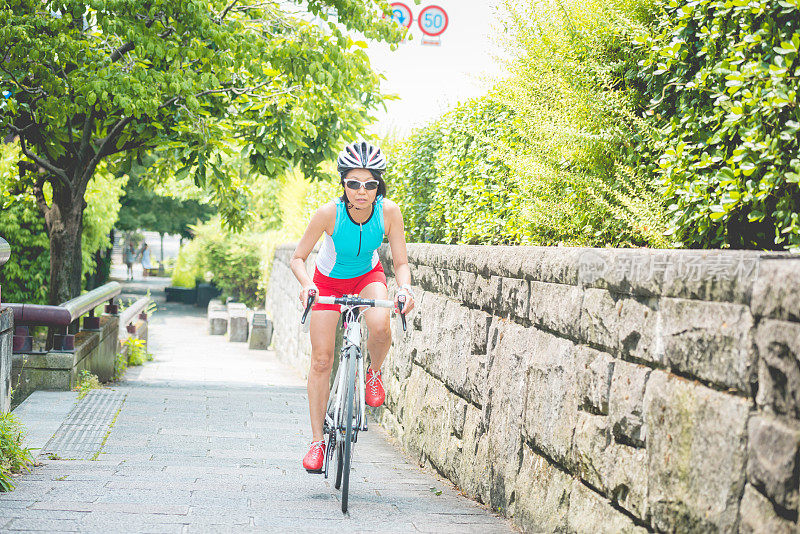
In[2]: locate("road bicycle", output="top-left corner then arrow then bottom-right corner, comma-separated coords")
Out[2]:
300,289 -> 406,513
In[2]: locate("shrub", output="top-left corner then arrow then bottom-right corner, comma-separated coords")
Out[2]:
386,98 -> 528,244
643,0 -> 800,251
0,143 -> 127,303
494,0 -> 669,247
125,337 -> 152,366
0,413 -> 33,492
385,0 -> 670,248
74,370 -> 102,400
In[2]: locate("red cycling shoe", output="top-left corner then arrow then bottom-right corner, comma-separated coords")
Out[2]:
303,440 -> 325,473
365,368 -> 385,407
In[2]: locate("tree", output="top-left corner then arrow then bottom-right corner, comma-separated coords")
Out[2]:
0,0 -> 402,303
116,174 -> 216,262
0,141 -> 126,303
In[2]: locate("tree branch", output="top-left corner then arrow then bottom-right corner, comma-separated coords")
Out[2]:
80,115 -> 135,191
110,41 -> 135,62
218,0 -> 241,22
11,129 -> 72,192
79,106 -> 96,162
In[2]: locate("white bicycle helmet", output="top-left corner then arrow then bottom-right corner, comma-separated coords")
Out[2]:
337,141 -> 386,174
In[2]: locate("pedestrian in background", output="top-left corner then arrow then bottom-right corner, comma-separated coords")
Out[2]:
139,242 -> 153,278
124,243 -> 136,281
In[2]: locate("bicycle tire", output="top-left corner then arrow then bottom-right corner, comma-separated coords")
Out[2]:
334,433 -> 343,489
340,347 -> 358,513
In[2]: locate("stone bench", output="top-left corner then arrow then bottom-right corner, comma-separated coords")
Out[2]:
248,312 -> 273,350
227,303 -> 248,343
207,300 -> 227,336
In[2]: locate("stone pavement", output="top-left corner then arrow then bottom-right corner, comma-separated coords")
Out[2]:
1,281 -> 515,533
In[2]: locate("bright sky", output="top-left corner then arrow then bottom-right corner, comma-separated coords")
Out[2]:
366,1 -> 508,136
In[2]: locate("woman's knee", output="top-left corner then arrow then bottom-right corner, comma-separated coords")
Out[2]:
369,322 -> 391,345
310,350 -> 334,374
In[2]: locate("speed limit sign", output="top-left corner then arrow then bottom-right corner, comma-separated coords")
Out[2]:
418,5 -> 448,37
386,2 -> 413,29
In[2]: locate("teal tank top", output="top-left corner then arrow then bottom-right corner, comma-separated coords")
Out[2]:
315,197 -> 385,279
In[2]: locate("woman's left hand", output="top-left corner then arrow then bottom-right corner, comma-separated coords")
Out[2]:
395,287 -> 415,315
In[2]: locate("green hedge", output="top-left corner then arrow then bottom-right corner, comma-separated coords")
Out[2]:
645,0 -> 800,251
386,0 -> 671,248
387,98 -> 528,244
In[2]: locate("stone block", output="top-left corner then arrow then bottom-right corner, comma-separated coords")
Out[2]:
567,479 -> 648,534
469,308 -> 492,355
248,314 -> 273,350
739,484 -> 796,534
529,281 -> 583,340
755,319 -> 800,418
577,248 -> 763,303
520,246 -> 583,285
0,323 -> 11,414
408,293 -> 485,407
571,411 -> 648,519
515,444 -> 571,533
751,258 -> 800,322
485,319 -> 532,504
486,247 -> 527,279
609,361 -> 651,447
474,274 -> 502,311
0,306 -> 12,333
228,307 -> 248,343
579,289 -> 660,363
207,299 -> 224,313
644,371 -> 749,533
394,365 -> 463,485
576,345 -> 614,415
661,298 -> 755,393
521,327 -> 578,464
499,277 -> 529,321
208,312 -> 227,336
747,414 -> 800,511
617,296 -> 660,363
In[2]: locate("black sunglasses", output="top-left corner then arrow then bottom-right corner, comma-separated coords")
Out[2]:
344,179 -> 379,191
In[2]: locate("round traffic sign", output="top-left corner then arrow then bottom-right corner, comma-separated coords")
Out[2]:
386,2 -> 413,29
418,5 -> 448,37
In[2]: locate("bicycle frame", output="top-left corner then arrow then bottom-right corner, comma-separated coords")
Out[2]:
325,306 -> 367,458
299,290 -> 406,510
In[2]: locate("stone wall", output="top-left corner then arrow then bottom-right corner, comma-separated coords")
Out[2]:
266,245 -> 331,378
0,307 -> 13,413
266,243 -> 800,533
12,316 -> 120,407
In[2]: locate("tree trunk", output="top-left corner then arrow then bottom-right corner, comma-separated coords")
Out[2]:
44,182 -> 85,305
160,232 -> 165,263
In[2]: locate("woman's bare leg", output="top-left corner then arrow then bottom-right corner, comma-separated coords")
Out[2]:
308,309 -> 340,441
360,282 -> 391,371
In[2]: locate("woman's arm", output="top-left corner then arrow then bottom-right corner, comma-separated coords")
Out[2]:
384,200 -> 415,314
290,203 -> 335,305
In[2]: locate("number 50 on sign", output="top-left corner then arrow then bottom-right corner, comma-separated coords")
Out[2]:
418,5 -> 448,37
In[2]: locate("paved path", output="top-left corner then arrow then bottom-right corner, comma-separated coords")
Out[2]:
1,282 -> 515,533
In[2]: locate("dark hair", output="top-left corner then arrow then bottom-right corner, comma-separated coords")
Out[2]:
339,169 -> 387,204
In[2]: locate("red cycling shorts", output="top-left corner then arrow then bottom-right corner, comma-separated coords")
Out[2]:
312,262 -> 388,312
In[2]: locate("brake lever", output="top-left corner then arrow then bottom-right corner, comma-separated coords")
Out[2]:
300,289 -> 316,326
397,295 -> 407,332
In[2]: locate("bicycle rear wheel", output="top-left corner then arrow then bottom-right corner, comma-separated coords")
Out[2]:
340,347 -> 358,513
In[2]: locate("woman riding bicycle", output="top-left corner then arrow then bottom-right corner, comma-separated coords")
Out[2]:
290,141 -> 416,473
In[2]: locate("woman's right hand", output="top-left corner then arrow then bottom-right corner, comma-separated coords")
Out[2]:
299,285 -> 318,307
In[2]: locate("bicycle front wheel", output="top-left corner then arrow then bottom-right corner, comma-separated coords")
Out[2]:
340,347 -> 358,513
